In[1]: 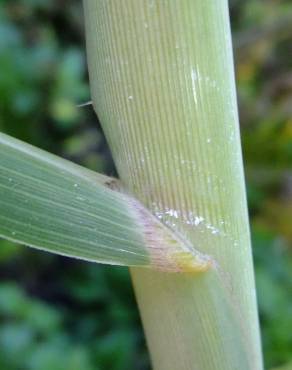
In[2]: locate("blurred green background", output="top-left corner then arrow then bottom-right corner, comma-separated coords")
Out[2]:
0,1 -> 291,369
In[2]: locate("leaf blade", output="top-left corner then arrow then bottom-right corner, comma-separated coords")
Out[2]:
0,133 -> 210,272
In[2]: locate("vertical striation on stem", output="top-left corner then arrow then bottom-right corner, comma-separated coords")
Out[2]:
84,1 -> 263,369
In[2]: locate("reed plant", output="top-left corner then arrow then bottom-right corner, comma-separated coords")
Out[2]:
0,1 -> 263,369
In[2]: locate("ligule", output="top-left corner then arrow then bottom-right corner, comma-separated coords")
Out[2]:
127,194 -> 212,273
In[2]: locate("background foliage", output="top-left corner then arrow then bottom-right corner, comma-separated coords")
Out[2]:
0,0 -> 291,369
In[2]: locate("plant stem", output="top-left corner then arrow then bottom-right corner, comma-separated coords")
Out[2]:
83,1 -> 263,369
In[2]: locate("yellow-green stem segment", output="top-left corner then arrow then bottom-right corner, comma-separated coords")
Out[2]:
83,1 -> 263,369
